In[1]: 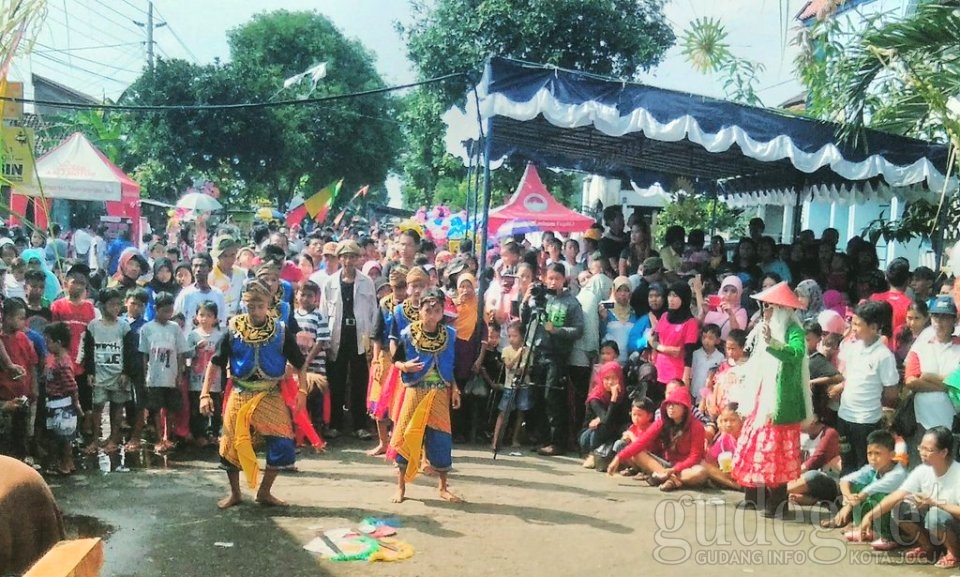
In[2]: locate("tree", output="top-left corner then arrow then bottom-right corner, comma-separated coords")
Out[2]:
397,0 -> 676,208
653,191 -> 747,247
795,2 -> 960,246
121,10 -> 402,213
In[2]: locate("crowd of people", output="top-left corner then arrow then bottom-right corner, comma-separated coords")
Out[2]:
2,205 -> 960,564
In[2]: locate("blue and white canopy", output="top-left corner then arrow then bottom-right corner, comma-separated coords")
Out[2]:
468,57 -> 953,206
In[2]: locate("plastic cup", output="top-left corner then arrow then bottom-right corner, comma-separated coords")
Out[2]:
718,451 -> 733,473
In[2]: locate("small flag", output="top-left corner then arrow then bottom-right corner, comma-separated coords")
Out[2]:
304,178 -> 343,222
286,203 -> 308,227
332,208 -> 347,228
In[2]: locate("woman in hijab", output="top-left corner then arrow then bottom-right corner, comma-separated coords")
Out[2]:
144,257 -> 180,321
700,275 -> 748,340
20,248 -> 61,303
108,247 -> 147,293
601,276 -> 638,364
627,281 -> 667,360
794,279 -> 824,323
649,282 -> 700,405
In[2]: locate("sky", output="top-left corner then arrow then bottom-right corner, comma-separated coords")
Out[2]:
11,0 -> 814,204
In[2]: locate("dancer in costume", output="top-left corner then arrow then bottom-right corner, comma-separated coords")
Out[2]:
388,288 -> 463,503
732,281 -> 812,518
366,265 -> 408,456
200,279 -> 308,509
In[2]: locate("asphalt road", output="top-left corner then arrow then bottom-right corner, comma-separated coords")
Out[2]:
48,443 -> 944,577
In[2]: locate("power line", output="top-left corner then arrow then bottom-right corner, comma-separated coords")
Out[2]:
34,42 -> 142,75
0,72 -> 467,111
34,42 -> 141,53
151,4 -> 197,61
43,12 -> 141,53
90,0 -> 146,36
32,51 -> 136,85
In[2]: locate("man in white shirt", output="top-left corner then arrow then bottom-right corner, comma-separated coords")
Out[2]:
308,242 -> 339,288
173,252 -> 227,336
837,301 -> 900,475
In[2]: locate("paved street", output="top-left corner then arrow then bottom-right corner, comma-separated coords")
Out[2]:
50,443 -> 943,577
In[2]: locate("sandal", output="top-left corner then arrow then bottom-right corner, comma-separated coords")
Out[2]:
659,475 -> 683,492
820,518 -> 844,529
935,554 -> 959,569
633,472 -> 650,482
124,440 -> 141,453
619,467 -> 639,477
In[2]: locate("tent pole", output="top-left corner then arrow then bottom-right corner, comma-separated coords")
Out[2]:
478,93 -> 494,320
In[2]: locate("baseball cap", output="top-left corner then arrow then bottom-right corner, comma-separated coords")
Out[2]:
583,228 -> 602,241
929,295 -> 958,317
336,240 -> 361,256
210,235 -> 240,259
322,242 -> 339,256
642,256 -> 663,275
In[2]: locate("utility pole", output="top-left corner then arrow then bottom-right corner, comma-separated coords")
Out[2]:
133,0 -> 166,72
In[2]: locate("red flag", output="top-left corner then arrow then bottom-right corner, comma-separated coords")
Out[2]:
286,204 -> 308,227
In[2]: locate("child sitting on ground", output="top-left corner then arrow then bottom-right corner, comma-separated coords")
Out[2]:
580,361 -> 626,469
701,402 -> 743,490
42,322 -> 82,475
786,413 -> 841,505
612,396 -> 657,477
657,379 -> 715,437
492,320 -> 531,451
824,429 -> 907,551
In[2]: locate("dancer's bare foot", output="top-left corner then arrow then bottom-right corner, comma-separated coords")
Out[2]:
255,493 -> 289,507
391,489 -> 405,503
217,494 -> 242,509
365,444 -> 386,457
439,489 -> 463,503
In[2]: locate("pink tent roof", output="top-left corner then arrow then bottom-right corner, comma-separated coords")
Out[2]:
487,164 -> 595,233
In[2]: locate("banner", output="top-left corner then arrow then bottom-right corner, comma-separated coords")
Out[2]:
1,126 -> 34,183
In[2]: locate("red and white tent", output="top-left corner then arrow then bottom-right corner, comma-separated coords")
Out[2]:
11,132 -> 141,237
487,163 -> 595,233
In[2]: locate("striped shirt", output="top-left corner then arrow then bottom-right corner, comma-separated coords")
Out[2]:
294,307 -> 330,374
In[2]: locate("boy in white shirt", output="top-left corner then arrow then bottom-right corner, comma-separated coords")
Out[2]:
836,301 -> 900,475
691,323 -> 725,402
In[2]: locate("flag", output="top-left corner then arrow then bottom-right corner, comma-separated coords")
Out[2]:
304,178 -> 343,222
332,208 -> 347,228
352,185 -> 369,201
286,204 -> 308,227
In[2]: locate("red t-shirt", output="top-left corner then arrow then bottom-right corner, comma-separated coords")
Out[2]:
51,298 -> 96,375
0,331 -> 38,400
870,290 -> 911,351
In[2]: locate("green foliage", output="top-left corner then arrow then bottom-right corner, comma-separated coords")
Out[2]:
398,0 -> 675,208
680,17 -> 765,106
119,10 -> 401,213
795,2 -> 960,245
653,191 -> 747,247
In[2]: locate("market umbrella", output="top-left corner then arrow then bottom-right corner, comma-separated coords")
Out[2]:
494,219 -> 540,238
175,192 -> 222,212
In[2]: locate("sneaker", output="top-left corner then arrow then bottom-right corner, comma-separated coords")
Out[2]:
870,538 -> 898,551
356,429 -> 373,440
324,428 -> 341,439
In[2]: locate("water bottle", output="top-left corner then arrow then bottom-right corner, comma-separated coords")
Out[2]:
98,451 -> 111,474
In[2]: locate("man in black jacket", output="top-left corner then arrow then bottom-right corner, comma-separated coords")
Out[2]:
521,262 -> 584,456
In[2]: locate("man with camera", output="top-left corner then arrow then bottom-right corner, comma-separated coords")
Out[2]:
521,262 -> 584,456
